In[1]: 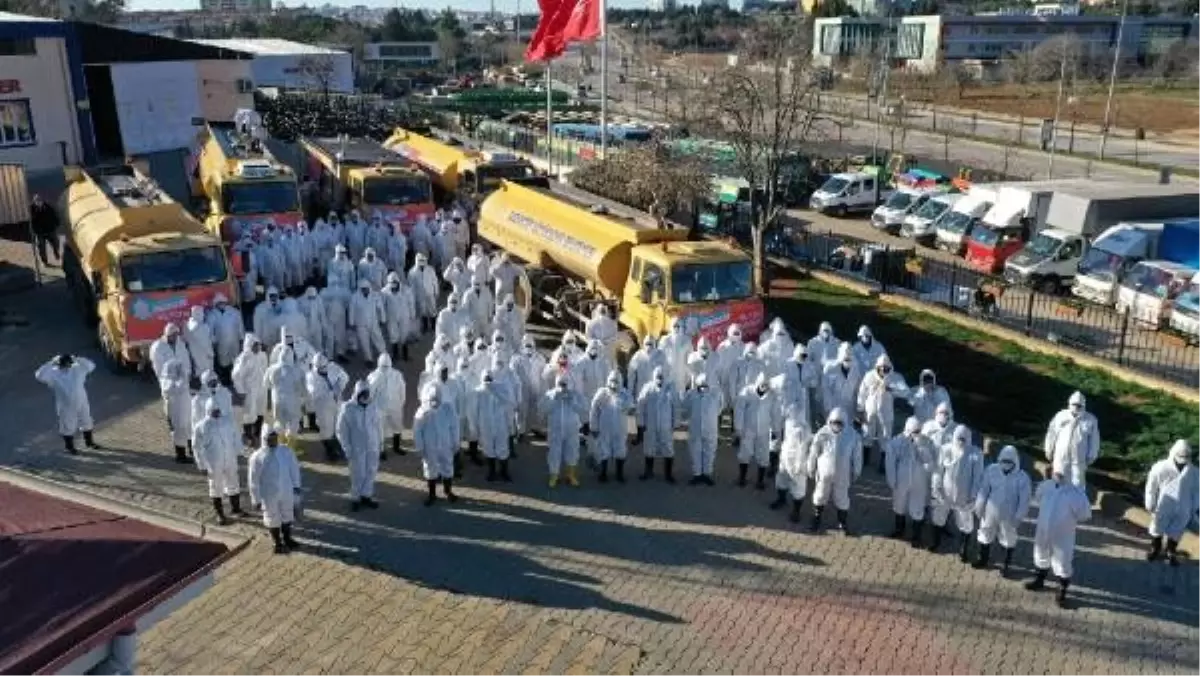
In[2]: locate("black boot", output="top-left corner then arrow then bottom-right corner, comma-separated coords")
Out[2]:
1055,577 -> 1070,607
211,497 -> 231,525
809,506 -> 825,533
597,459 -> 609,483
789,498 -> 803,523
959,532 -> 973,564
688,475 -> 705,486
877,447 -> 886,474
392,434 -> 405,456
253,416 -> 264,441
663,458 -> 675,484
468,442 -> 483,466
640,458 -> 655,481
927,526 -> 944,552
972,542 -> 991,569
890,514 -> 906,539
424,480 -> 438,506
1025,567 -> 1048,591
174,446 -> 190,464
1001,547 -> 1015,577
334,438 -> 347,461
453,453 -> 464,479
350,497 -> 363,512
737,463 -> 748,487
509,440 -> 517,460
402,343 -> 410,361
486,457 -> 498,482
910,519 -> 925,548
767,451 -> 779,478
769,489 -> 788,510
306,413 -> 318,433
1147,535 -> 1163,561
323,439 -> 340,462
229,494 -> 246,516
361,496 -> 379,509
1166,539 -> 1181,567
615,458 -> 626,483
634,426 -> 645,447
83,430 -> 100,450
442,478 -> 458,502
243,424 -> 255,446
836,509 -> 850,534
281,522 -> 301,550
63,435 -> 77,455
269,527 -> 287,554
500,459 -> 512,482
755,466 -> 767,490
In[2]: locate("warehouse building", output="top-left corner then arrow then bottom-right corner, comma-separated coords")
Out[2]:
191,38 -> 354,93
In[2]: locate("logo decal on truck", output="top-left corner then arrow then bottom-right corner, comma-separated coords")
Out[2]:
507,211 -> 597,260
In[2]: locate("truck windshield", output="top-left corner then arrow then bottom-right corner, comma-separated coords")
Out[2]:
363,177 -> 431,206
479,163 -> 533,191
1024,233 -> 1061,257
1122,264 -> 1185,299
222,181 -> 299,215
1077,247 -> 1124,282
818,176 -> 848,194
121,246 -> 228,292
938,210 -> 975,234
914,199 -> 951,220
883,191 -> 916,210
671,262 -> 753,303
970,226 -> 1004,248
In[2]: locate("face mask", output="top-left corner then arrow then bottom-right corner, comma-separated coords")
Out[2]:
757,386 -> 768,397
936,413 -> 949,424
654,377 -> 664,386
557,383 -> 568,391
830,422 -> 843,432
361,289 -> 369,296
1175,460 -> 1189,471
506,302 -> 514,310
1070,405 -> 1082,417
318,367 -> 327,375
390,283 -> 399,291
358,395 -> 369,406
1001,461 -> 1015,474
429,399 -> 439,409
608,381 -> 618,391
418,263 -> 425,270
212,410 -> 222,418
861,337 -> 871,346
589,352 -> 598,360
524,345 -> 534,355
207,381 -> 219,391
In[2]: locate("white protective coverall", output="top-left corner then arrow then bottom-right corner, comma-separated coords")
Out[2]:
338,380 -> 382,501
311,219 -> 336,277
466,244 -> 490,286
734,374 -> 778,470
775,400 -> 812,501
683,374 -> 722,478
851,325 -> 886,375
367,353 -> 407,449
444,258 -> 471,298
807,408 -> 863,512
185,306 -> 215,378
909,369 -> 952,424
232,335 -> 269,427
626,335 -> 666,401
1044,391 -> 1101,488
857,354 -> 909,451
474,371 -> 515,460
539,378 -> 586,478
298,287 -> 326,354
493,295 -> 524,349
256,236 -> 287,292
658,319 -> 694,393
358,248 -> 387,291
319,285 -> 350,359
757,318 -> 794,378
344,213 -> 367,260
409,217 -> 433,260
159,359 -> 192,450
686,338 -> 722,396
921,402 -> 957,450
511,336 -> 547,434
974,445 -> 1033,549
436,295 -> 469,341
931,424 -> 985,533
1031,477 -> 1092,579
278,298 -> 309,347
349,280 -> 387,364
190,371 -> 235,435
252,290 -> 287,350
461,280 -> 495,338
279,229 -> 304,289
636,367 -> 677,460
247,429 -> 302,528
264,350 -> 305,437
408,255 -> 440,322
385,227 -> 408,275
576,340 -> 614,405
821,343 -> 863,420
327,246 -> 357,290
149,324 -> 192,382
306,355 -> 349,441
380,273 -> 415,355
490,254 -> 522,301
36,356 -> 95,437
728,343 -> 763,409
207,294 -> 245,370
414,385 -> 459,480
589,372 -> 634,463
715,324 -> 744,393
584,304 -> 619,363
193,401 -> 242,498
885,417 -> 937,521
1145,440 -> 1199,541
806,322 -> 839,368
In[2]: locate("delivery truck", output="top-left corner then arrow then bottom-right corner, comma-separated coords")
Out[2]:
1071,217 -> 1200,306
62,162 -> 238,372
935,186 -> 996,254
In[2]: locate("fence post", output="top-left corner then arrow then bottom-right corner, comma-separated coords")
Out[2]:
1117,308 -> 1131,365
1024,288 -> 1035,335
880,244 -> 889,293
948,261 -> 958,309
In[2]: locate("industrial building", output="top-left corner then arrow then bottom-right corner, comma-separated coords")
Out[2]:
191,38 -> 354,93
811,13 -> 1199,73
362,41 -> 441,68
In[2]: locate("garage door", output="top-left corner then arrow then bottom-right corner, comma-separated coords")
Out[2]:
110,62 -> 202,155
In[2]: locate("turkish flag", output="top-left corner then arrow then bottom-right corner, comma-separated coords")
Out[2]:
525,0 -> 571,62
562,0 -> 601,42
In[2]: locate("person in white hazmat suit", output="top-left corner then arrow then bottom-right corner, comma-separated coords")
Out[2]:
510,336 -> 547,436
776,344 -> 819,448
770,400 -> 813,524
344,212 -> 367,260
1025,471 -> 1092,607
327,244 -> 356,290
409,215 -> 434,262
278,228 -> 303,292
434,222 -> 456,270
159,359 -> 193,464
444,257 -> 471,297
885,416 -> 937,545
349,280 -> 387,367
821,342 -> 862,421
909,369 -> 951,424
256,233 -> 287,293
474,369 -> 516,482
488,352 -> 521,449
307,354 -> 349,462
686,338 -> 721,394
150,322 -> 192,382
252,288 -> 286,350
807,321 -> 839,368
381,272 -> 415,362
626,335 -> 665,401
921,402 -> 957,450
929,424 -> 985,559
234,236 -> 259,303
264,349 -> 305,445
36,354 -> 99,454
757,318 -> 794,378
490,252 -> 522,301
233,334 -> 269,444
715,324 -> 745,390
682,373 -> 722,486
576,339 -> 613,406
493,294 -> 524,349
298,287 -> 326,357
320,284 -> 350,361
385,225 -> 408,276
436,293 -> 470,342
1044,391 -> 1101,489
489,328 -> 513,364
207,293 -> 244,383
367,353 -> 407,460
857,354 -> 908,473
277,298 -> 309,347
247,426 -> 303,554
727,343 -> 763,414
584,304 -> 619,363
337,380 -> 382,511
635,366 -> 678,483
192,400 -> 245,525
414,384 -> 460,505
851,325 -> 886,375
450,212 -> 469,260
589,371 -> 635,483
185,306 -> 214,382
807,407 -> 863,534
454,356 -> 485,468
972,445 -> 1032,575
357,247 -> 387,291
466,243 -> 490,286
191,370 -> 235,440
734,373 -> 778,490
461,278 -> 495,338
409,253 -> 440,333
539,374 -> 587,488
658,318 -> 694,393
1144,440 -> 1198,566
311,219 -> 336,277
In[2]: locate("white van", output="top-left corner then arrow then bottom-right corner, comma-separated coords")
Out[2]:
872,187 -> 938,235
902,193 -> 963,245
809,171 -> 888,217
935,192 -> 993,255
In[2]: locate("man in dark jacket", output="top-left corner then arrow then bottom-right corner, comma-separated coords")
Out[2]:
30,193 -> 60,267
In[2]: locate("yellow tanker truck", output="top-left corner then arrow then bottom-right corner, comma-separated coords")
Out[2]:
61,162 -> 238,372
298,136 -> 436,229
382,127 -> 539,202
478,180 -> 765,353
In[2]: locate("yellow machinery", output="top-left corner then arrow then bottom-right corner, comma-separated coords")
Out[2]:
191,121 -> 303,253
298,136 -> 435,229
382,127 -> 539,201
478,180 -> 765,352
61,161 -> 238,371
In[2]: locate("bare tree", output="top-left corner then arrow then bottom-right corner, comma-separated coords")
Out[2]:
1029,34 -> 1084,82
571,144 -> 711,225
690,15 -> 822,290
1151,39 -> 1199,89
296,54 -> 337,93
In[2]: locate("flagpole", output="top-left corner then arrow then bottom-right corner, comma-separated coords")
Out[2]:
599,0 -> 608,158
546,60 -> 554,175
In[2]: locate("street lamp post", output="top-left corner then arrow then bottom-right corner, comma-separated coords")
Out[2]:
1098,0 -> 1130,160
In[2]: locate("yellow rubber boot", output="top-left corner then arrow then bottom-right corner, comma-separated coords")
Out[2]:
548,473 -> 558,488
565,465 -> 579,487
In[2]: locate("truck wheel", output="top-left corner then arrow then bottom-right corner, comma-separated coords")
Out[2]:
833,204 -> 847,218
97,324 -> 132,374
1037,278 -> 1059,296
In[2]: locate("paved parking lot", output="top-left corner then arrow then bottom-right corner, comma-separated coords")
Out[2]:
2,261 -> 1197,674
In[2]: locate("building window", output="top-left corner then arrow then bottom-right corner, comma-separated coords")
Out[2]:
0,39 -> 36,56
377,44 -> 434,58
0,99 -> 35,147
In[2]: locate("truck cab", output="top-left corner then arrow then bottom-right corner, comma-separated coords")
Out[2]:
964,221 -> 1026,274
1072,219 -> 1200,307
1168,271 -> 1200,341
301,136 -> 435,230
1002,228 -> 1086,294
935,192 -> 993,255
1116,260 -> 1196,328
809,170 -> 887,217
459,150 -> 539,196
872,186 -> 938,235
902,193 -> 962,245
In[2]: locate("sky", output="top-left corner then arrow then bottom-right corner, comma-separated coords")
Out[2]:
128,0 -> 657,13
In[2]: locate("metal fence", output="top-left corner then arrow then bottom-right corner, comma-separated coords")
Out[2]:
762,223 -> 1199,387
